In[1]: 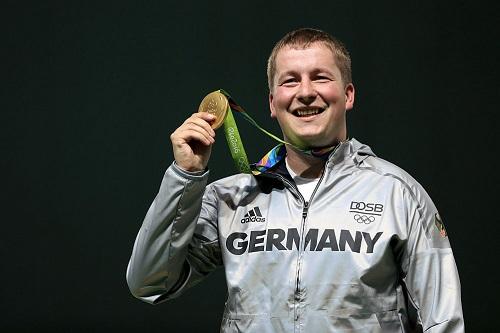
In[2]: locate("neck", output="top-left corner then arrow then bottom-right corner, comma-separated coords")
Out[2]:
285,146 -> 326,179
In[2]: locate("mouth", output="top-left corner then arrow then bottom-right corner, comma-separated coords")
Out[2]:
292,107 -> 326,117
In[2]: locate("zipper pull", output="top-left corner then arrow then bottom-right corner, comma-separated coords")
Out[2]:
302,201 -> 309,219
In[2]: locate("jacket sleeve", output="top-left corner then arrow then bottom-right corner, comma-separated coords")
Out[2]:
126,162 -> 222,304
400,183 -> 465,332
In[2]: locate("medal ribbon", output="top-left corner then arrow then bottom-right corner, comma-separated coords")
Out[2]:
218,89 -> 337,174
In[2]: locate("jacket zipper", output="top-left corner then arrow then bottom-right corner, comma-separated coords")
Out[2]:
296,201 -> 309,298
292,170 -> 325,324
294,200 -> 309,323
276,176 -> 305,325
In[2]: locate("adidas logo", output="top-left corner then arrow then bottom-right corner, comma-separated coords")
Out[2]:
240,206 -> 266,223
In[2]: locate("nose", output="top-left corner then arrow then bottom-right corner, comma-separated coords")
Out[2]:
296,79 -> 317,104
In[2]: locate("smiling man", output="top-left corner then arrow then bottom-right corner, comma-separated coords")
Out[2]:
268,33 -> 354,179
127,28 -> 464,332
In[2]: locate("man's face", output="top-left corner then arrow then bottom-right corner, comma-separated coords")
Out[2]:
269,42 -> 354,149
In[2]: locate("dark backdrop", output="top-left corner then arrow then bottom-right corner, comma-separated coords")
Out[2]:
3,1 -> 498,332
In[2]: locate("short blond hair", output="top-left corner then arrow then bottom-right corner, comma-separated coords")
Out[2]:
267,28 -> 352,91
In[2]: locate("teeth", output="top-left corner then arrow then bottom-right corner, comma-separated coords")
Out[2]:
296,108 -> 321,116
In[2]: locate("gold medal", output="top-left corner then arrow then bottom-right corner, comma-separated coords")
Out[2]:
198,91 -> 228,129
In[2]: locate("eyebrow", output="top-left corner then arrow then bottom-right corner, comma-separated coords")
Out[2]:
277,68 -> 335,80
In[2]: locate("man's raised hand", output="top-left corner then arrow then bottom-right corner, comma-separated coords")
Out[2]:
170,112 -> 217,172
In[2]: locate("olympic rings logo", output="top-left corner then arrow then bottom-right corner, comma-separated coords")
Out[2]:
354,214 -> 375,224
238,157 -> 249,172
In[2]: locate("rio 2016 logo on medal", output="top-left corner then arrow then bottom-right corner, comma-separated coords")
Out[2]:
198,91 -> 228,129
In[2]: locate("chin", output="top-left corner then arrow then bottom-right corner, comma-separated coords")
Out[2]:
288,134 -> 326,149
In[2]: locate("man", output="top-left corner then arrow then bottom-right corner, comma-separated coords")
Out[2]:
127,28 -> 464,332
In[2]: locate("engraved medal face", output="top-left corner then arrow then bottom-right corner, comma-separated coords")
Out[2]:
198,91 -> 228,129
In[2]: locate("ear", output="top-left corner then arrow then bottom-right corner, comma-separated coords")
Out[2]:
269,92 -> 277,118
344,83 -> 355,111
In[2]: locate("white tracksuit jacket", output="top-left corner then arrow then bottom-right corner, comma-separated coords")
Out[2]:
127,138 -> 464,332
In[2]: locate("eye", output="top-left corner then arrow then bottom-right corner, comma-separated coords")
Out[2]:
314,75 -> 332,83
280,78 -> 298,87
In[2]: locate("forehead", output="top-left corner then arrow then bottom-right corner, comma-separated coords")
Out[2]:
274,42 -> 338,74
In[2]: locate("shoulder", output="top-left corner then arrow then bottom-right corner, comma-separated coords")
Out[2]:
345,139 -> 426,198
359,155 -> 418,188
356,155 -> 435,212
210,173 -> 257,189
356,155 -> 441,239
355,155 -> 450,248
208,173 -> 262,202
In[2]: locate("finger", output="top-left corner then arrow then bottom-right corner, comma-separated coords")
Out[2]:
180,128 -> 215,146
184,116 -> 215,137
195,111 -> 217,123
172,128 -> 212,147
186,113 -> 217,137
177,123 -> 215,144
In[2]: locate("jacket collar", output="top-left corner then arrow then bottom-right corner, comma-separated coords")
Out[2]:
251,138 -> 373,176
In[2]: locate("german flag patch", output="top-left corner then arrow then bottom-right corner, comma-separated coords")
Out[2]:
434,213 -> 447,238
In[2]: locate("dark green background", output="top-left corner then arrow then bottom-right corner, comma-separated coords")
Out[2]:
3,1 -> 498,331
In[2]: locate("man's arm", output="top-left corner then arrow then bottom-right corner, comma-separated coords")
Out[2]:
126,163 -> 221,303
401,184 -> 465,332
126,112 -> 221,304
